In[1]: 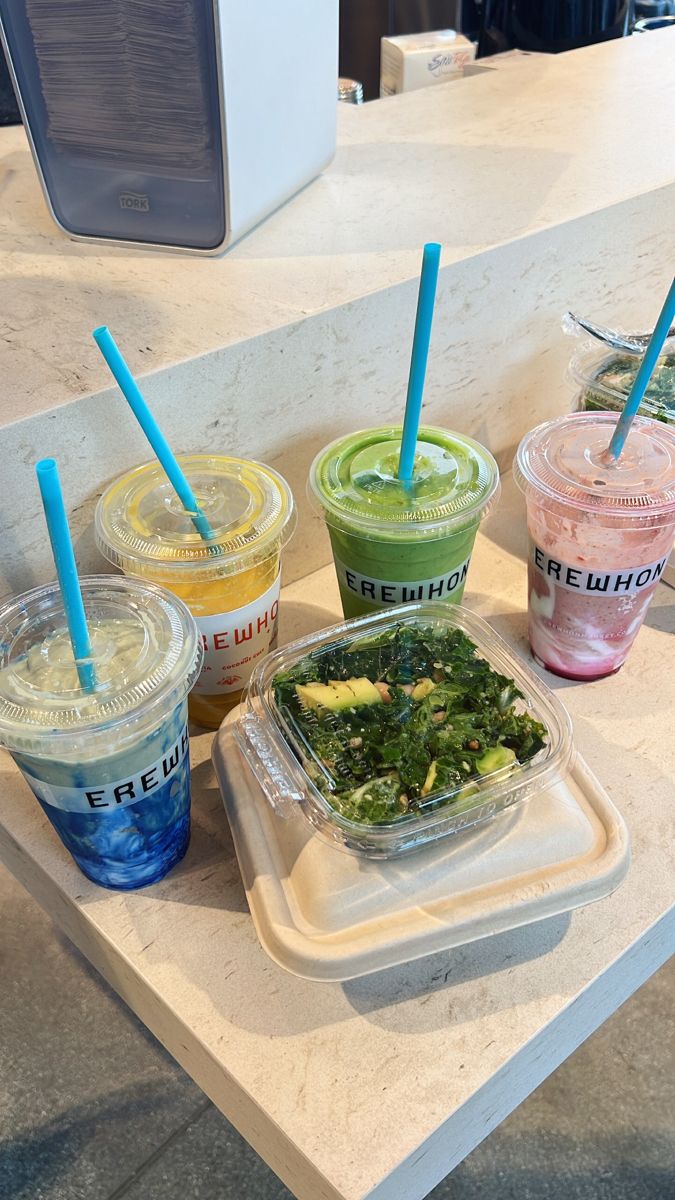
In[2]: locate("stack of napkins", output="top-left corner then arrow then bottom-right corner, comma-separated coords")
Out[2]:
380,29 -> 476,97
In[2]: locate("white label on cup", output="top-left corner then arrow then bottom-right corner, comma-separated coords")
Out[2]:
193,573 -> 281,694
531,544 -> 669,595
21,724 -> 190,814
333,555 -> 472,607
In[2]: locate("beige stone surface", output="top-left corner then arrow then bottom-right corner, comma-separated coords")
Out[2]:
1,35 -> 675,597
0,183 -> 673,598
1,33 -> 674,422
0,475 -> 673,1200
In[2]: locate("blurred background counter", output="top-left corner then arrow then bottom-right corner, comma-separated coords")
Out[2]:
0,29 -> 674,599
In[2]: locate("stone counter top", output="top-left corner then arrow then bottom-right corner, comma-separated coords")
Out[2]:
1,473 -> 673,1200
1,30 -> 674,425
2,31 -> 674,601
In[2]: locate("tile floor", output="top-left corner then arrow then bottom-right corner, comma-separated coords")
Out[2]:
1,863 -> 673,1200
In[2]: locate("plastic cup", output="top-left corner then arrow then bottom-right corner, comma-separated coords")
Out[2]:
515,412 -> 675,680
569,343 -> 675,589
95,455 -> 295,730
308,425 -> 500,619
0,577 -> 202,889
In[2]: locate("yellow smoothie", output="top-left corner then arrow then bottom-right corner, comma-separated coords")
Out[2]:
95,455 -> 295,729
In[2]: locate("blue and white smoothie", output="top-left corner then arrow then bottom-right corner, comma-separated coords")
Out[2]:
0,578 -> 202,889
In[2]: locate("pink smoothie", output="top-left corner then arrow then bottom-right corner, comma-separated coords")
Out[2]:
515,414 -> 675,680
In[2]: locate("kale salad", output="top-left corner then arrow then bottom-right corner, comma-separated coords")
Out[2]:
581,352 -> 675,424
271,622 -> 548,827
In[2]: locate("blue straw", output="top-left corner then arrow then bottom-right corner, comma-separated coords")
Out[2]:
397,242 -> 442,481
607,276 -> 675,460
92,326 -> 213,539
35,459 -> 96,693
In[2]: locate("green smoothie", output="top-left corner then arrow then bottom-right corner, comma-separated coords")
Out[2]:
308,426 -> 500,618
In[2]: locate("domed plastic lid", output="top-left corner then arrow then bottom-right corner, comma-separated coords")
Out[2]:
0,576 -> 201,755
309,426 -> 500,536
96,456 -> 295,577
515,412 -> 675,522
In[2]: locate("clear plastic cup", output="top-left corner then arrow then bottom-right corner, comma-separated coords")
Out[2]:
569,342 -> 675,589
95,455 -> 296,730
308,426 -> 500,619
515,413 -> 675,680
0,577 -> 202,889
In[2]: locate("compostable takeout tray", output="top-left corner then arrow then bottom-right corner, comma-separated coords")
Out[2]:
212,713 -> 630,981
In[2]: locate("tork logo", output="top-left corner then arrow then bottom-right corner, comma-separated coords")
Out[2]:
119,191 -> 150,212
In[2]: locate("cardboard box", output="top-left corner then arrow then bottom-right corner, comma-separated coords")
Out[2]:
380,30 -> 476,97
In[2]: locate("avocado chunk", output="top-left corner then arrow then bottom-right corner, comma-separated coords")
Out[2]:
295,677 -> 382,712
421,759 -> 438,797
475,745 -> 517,776
412,677 -> 436,702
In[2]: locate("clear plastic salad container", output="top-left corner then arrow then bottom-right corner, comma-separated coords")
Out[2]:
235,603 -> 573,858
569,343 -> 675,425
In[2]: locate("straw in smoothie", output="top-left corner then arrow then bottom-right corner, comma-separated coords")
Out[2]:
515,413 -> 675,679
92,327 -> 295,728
96,455 -> 295,728
515,278 -> 675,679
0,461 -> 202,888
309,244 -> 499,617
309,425 -> 500,618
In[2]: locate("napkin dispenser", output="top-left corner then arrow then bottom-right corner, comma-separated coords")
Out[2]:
0,0 -> 338,253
